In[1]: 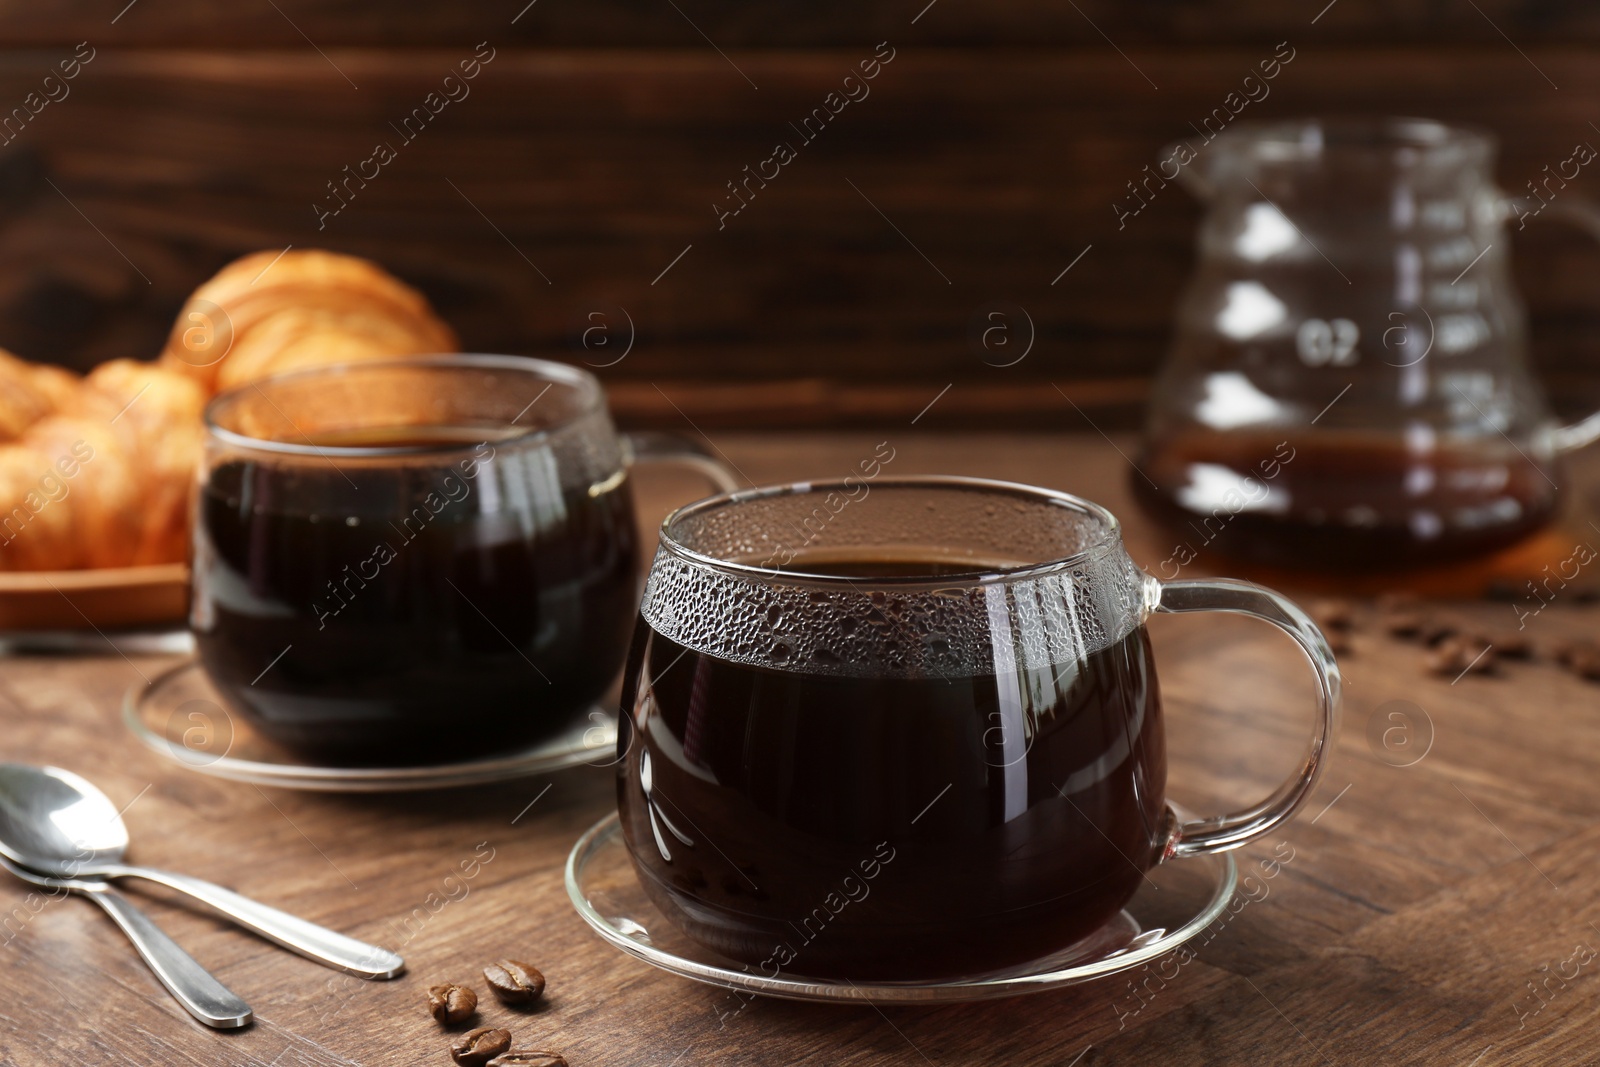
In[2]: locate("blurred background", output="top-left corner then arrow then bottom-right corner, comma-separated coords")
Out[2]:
1,0 -> 1597,429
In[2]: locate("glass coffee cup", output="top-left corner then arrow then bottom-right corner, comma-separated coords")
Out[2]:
192,355 -> 734,765
616,476 -> 1339,980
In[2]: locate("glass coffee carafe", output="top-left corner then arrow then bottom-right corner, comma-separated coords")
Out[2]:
1135,117 -> 1600,571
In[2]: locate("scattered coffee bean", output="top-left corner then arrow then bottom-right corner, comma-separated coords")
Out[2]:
1559,641 -> 1600,680
1383,611 -> 1426,638
490,1053 -> 569,1067
484,959 -> 546,1005
452,1028 -> 513,1067
1466,644 -> 1497,673
1325,629 -> 1352,656
1312,599 -> 1355,631
1554,640 -> 1593,667
1419,620 -> 1460,647
1478,631 -> 1531,659
1426,637 -> 1494,676
428,983 -> 478,1025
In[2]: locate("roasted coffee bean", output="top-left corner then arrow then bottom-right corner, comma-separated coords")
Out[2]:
1426,637 -> 1494,677
428,983 -> 478,1025
452,1028 -> 512,1067
1477,632 -> 1531,659
1562,644 -> 1600,681
1312,599 -> 1355,631
1554,640 -> 1595,667
490,1052 -> 569,1067
484,959 -> 546,1004
1419,620 -> 1460,647
1382,611 -> 1426,638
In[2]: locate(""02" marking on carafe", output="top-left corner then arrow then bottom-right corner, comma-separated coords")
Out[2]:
1295,317 -> 1360,367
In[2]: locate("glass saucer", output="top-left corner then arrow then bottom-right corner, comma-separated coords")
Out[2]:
125,660 -> 617,792
566,811 -> 1238,1004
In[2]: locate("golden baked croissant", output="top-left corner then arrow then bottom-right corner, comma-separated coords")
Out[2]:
0,350 -> 65,441
159,249 -> 457,395
18,410 -> 142,570
82,360 -> 206,565
28,363 -> 82,415
0,249 -> 458,571
0,444 -> 84,570
0,363 -> 205,571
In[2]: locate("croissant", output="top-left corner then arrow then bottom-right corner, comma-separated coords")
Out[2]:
0,350 -> 63,441
0,249 -> 458,571
0,444 -> 84,570
159,249 -> 457,396
82,360 -> 206,565
28,363 -> 82,415
20,411 -> 143,570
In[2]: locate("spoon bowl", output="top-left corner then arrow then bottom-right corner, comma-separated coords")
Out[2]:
0,762 -> 402,978
0,764 -> 130,873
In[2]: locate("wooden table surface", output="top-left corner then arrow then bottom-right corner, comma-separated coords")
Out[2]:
4,431 -> 1600,1067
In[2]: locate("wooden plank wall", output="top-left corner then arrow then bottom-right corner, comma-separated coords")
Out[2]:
1,2 -> 1599,426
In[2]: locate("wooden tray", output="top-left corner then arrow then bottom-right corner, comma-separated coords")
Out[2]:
0,564 -> 189,631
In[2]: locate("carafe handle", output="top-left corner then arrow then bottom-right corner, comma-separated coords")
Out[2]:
1151,577 -> 1341,860
1505,194 -> 1600,454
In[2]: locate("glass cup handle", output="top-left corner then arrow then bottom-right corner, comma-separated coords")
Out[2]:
1152,577 -> 1342,860
1503,193 -> 1600,454
623,431 -> 741,494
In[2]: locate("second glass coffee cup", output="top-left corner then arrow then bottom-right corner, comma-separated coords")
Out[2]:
192,354 -> 735,764
616,476 -> 1340,980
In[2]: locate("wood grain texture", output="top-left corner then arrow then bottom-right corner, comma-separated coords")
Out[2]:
3,0 -> 1600,47
0,46 -> 1597,424
1,433 -> 1598,1065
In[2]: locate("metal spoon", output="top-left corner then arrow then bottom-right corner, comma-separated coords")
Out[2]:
0,764 -> 403,979
0,852 -> 252,1028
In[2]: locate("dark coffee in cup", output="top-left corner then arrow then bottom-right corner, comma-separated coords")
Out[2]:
619,552 -> 1165,979
190,356 -> 737,765
195,425 -> 638,764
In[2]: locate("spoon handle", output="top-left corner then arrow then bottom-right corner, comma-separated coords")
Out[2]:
118,866 -> 405,978
84,886 -> 253,1029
